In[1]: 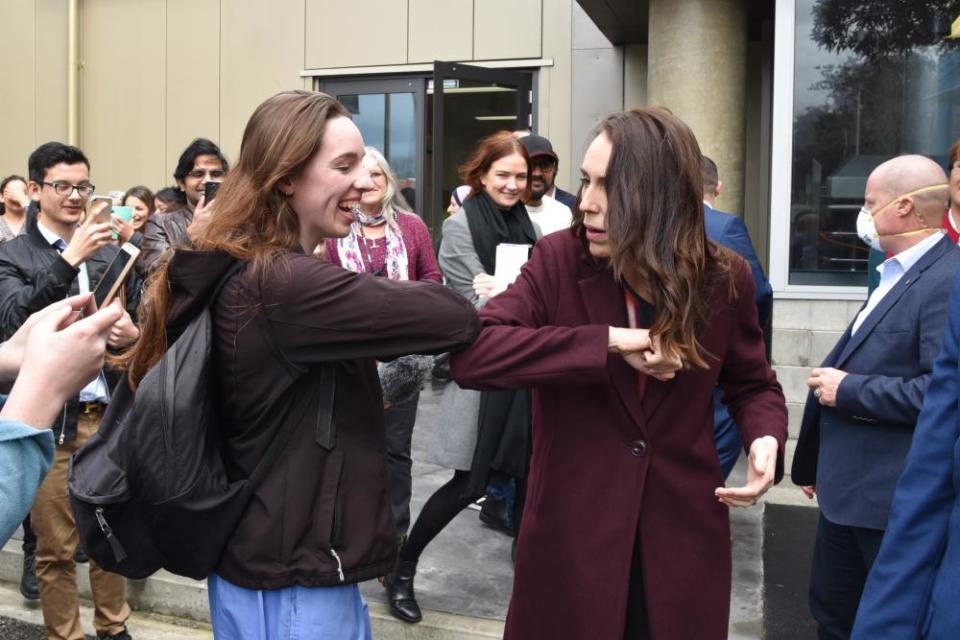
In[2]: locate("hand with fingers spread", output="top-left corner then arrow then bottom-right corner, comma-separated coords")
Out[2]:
61,213 -> 113,267
0,297 -> 122,428
714,435 -> 779,507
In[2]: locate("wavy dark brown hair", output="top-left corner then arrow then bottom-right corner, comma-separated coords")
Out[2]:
574,108 -> 735,370
116,90 -> 350,385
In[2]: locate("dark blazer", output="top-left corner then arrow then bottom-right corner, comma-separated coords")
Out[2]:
852,271 -> 960,639
0,222 -> 141,442
451,231 -> 787,640
792,235 -> 960,530
552,187 -> 576,211
704,205 -> 773,330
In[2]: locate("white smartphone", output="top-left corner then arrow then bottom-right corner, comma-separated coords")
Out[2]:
90,195 -> 113,224
92,242 -> 140,309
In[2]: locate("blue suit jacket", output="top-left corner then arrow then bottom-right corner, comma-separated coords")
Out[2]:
852,271 -> 960,639
704,205 -> 772,329
792,236 -> 960,530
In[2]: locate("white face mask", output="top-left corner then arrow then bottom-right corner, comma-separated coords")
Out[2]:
856,206 -> 882,251
856,183 -> 949,251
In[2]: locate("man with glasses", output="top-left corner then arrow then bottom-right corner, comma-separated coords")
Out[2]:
0,142 -> 140,640
139,137 -> 229,274
792,155 -> 960,640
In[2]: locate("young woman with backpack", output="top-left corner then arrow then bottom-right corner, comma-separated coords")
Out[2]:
116,90 -> 480,639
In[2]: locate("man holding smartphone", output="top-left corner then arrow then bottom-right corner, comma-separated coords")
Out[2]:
139,137 -> 228,274
0,142 -> 140,640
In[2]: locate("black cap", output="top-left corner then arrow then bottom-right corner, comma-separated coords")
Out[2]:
519,134 -> 559,162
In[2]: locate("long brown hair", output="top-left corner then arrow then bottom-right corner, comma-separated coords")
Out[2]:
117,90 -> 350,385
576,108 -> 734,370
459,131 -> 531,204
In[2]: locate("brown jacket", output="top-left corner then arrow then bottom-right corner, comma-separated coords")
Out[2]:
138,206 -> 192,276
165,249 -> 480,589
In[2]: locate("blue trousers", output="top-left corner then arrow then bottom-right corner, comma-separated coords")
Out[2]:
208,574 -> 373,640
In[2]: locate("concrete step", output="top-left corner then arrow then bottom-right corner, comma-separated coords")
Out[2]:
0,542 -> 504,640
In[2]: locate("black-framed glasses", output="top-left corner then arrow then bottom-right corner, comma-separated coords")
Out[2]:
186,169 -> 226,180
41,181 -> 95,197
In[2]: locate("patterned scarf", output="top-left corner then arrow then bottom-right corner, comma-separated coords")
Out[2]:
337,210 -> 410,281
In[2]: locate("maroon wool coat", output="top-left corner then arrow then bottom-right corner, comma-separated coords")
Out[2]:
451,230 -> 787,640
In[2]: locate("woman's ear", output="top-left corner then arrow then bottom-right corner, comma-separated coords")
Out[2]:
277,176 -> 294,196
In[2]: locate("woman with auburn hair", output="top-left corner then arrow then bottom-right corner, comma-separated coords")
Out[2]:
116,90 -> 479,638
325,146 -> 441,539
450,108 -> 788,639
384,131 -> 539,623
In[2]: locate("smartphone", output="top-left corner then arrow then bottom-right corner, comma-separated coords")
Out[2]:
204,181 -> 221,203
90,195 -> 113,224
92,242 -> 140,309
108,206 -> 134,240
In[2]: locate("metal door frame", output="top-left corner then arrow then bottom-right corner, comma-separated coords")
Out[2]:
431,61 -> 533,226
320,76 -> 428,221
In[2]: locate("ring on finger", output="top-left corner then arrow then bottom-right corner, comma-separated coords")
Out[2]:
814,389 -> 821,398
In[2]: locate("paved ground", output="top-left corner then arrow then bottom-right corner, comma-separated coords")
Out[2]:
0,386 -> 796,638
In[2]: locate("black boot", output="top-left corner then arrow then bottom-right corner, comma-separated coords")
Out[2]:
384,558 -> 422,623
20,546 -> 39,601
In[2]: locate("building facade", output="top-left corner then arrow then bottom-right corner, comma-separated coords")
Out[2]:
3,0 -> 958,491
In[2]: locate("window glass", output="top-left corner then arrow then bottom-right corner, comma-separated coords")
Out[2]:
790,1 -> 960,285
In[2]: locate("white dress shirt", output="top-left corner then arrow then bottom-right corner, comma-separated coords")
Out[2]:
852,231 -> 944,335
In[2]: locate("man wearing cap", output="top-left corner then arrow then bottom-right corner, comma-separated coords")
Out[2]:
518,135 -> 573,235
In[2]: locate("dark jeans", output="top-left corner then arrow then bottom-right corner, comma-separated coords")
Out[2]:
384,394 -> 420,535
809,513 -> 884,640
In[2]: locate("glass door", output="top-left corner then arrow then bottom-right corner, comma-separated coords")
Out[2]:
430,62 -> 533,230
321,77 -> 426,216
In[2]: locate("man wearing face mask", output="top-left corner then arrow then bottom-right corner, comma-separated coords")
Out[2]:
792,154 -> 960,640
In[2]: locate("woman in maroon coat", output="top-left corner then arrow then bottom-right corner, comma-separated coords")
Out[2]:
450,108 -> 788,639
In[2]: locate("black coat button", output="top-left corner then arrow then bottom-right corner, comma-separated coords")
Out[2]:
630,440 -> 647,457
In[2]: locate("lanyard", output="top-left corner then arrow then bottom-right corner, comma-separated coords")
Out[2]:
623,290 -> 648,398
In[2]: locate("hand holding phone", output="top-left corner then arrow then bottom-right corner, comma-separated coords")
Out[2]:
92,242 -> 141,310
60,210 -> 113,267
204,181 -> 221,203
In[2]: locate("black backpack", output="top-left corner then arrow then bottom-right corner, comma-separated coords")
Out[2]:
68,261 -> 302,580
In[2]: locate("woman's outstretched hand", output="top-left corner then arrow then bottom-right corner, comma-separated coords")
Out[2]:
714,435 -> 778,507
608,327 -> 682,381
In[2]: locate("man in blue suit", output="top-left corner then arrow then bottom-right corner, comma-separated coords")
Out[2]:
792,155 -> 959,640
851,269 -> 960,639
702,157 -> 773,477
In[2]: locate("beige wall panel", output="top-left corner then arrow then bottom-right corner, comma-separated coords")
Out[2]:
219,0 -> 306,162
624,45 -> 647,109
165,0 -> 220,187
35,1 -> 69,147
305,0 -> 407,69
539,0 -> 573,192
80,0 -> 165,192
0,1 -> 38,176
474,0 -> 541,60
408,0 -> 472,63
